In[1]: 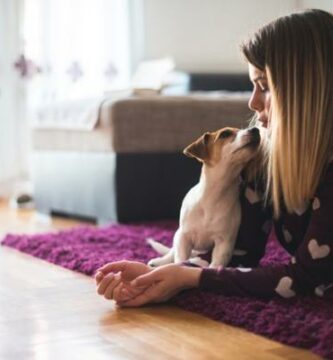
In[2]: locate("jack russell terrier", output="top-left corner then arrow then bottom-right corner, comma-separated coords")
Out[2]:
147,126 -> 264,268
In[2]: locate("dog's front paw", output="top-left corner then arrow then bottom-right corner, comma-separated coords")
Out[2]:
210,252 -> 233,268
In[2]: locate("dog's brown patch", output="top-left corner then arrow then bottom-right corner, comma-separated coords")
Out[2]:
183,127 -> 238,165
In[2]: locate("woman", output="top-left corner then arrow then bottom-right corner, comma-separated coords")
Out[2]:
95,9 -> 333,306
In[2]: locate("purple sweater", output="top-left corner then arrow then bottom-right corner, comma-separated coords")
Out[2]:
198,163 -> 333,299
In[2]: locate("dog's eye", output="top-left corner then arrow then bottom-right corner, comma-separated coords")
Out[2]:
219,130 -> 233,139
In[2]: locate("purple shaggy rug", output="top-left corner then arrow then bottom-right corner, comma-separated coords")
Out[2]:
2,222 -> 333,359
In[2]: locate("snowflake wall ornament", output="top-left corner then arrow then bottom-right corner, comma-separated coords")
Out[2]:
66,61 -> 84,82
13,54 -> 42,79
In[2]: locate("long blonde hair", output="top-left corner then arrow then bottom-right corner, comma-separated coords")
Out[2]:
242,9 -> 333,217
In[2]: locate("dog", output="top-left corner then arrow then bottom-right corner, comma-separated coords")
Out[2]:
147,126 -> 263,268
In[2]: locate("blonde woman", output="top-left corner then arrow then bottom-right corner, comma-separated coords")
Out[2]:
95,9 -> 333,305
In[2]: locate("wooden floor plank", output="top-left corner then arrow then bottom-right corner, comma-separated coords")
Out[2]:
0,200 -> 321,359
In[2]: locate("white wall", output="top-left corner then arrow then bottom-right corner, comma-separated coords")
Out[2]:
138,0 -> 333,72
301,0 -> 333,11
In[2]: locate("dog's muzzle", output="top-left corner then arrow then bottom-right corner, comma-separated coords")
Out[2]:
232,127 -> 261,153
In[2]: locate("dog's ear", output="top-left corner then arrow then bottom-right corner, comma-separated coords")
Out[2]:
183,132 -> 210,162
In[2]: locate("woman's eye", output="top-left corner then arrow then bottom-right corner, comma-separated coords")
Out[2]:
258,82 -> 269,93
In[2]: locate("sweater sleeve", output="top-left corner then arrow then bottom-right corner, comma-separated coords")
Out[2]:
198,172 -> 333,299
227,184 -> 273,268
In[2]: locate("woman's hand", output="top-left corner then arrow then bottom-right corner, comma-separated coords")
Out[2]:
95,261 -> 152,302
116,263 -> 203,307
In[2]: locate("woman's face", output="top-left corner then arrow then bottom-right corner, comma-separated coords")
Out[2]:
248,63 -> 271,128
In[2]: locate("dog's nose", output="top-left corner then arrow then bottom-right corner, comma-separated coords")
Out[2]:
248,127 -> 260,145
249,127 -> 259,136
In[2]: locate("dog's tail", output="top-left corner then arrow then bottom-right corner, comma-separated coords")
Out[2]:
146,237 -> 170,255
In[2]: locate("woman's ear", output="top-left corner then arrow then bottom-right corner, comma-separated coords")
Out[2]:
183,132 -> 211,162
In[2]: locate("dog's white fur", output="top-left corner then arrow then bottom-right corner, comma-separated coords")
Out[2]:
147,126 -> 263,268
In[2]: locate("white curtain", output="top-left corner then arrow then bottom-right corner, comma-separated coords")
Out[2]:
23,0 -> 131,105
0,0 -> 131,197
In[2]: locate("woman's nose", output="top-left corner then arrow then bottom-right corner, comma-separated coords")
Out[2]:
248,90 -> 264,112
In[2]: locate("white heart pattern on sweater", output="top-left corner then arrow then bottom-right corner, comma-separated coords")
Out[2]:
308,239 -> 331,260
236,267 -> 252,272
312,197 -> 321,211
282,227 -> 293,243
275,276 -> 296,298
294,203 -> 308,216
245,187 -> 261,204
315,283 -> 333,297
262,220 -> 272,234
233,248 -> 247,256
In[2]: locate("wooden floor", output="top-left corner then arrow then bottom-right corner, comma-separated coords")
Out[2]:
0,200 -> 321,360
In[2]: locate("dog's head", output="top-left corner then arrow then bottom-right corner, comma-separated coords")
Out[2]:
183,127 -> 262,168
